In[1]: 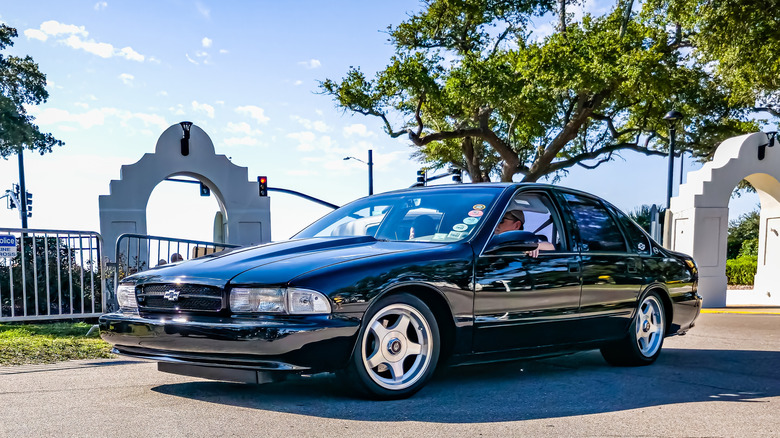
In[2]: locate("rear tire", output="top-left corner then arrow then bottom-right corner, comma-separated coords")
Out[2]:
340,293 -> 440,400
601,291 -> 666,366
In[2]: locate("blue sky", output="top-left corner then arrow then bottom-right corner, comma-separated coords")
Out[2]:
0,1 -> 761,242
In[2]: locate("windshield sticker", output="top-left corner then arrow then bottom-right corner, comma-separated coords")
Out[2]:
463,217 -> 479,225
452,223 -> 469,232
432,233 -> 448,240
472,204 -> 486,210
447,231 -> 467,239
468,210 -> 484,217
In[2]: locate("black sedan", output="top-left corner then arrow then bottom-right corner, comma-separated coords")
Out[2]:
99,183 -> 701,399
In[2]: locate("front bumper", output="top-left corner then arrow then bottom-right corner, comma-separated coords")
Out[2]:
99,311 -> 360,373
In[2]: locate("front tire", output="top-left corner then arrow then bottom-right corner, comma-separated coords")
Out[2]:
341,293 -> 440,400
601,291 -> 666,366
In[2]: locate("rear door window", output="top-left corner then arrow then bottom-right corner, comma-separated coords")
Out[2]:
560,193 -> 628,253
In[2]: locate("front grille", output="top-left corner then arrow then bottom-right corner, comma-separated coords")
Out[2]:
137,284 -> 223,312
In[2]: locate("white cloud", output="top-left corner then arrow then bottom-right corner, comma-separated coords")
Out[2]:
224,137 -> 260,147
287,132 -> 336,153
192,101 -> 215,118
343,123 -> 375,138
196,2 -> 210,18
74,102 -> 89,109
236,105 -> 269,124
185,53 -> 198,65
31,107 -> 106,129
291,115 -> 331,132
157,91 -> 168,97
118,46 -> 144,62
94,1 -> 107,10
293,80 -> 303,86
287,131 -> 317,151
226,121 -> 262,136
27,20 -> 145,62
202,37 -> 212,48
286,169 -> 319,177
131,112 -> 168,130
169,104 -> 186,116
219,49 -> 228,54
118,73 -> 134,85
64,35 -> 113,58
28,106 -> 168,131
298,59 -> 321,69
39,20 -> 87,37
23,29 -> 48,41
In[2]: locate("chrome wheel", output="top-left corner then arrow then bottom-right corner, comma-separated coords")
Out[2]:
361,303 -> 433,391
636,294 -> 664,357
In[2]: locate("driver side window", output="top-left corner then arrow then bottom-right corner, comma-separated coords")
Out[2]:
499,191 -> 564,251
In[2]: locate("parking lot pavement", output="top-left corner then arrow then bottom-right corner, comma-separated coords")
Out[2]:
0,312 -> 778,438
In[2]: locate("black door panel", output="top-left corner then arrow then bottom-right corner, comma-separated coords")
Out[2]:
474,252 -> 581,351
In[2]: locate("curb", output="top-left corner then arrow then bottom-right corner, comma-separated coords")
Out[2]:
701,309 -> 780,315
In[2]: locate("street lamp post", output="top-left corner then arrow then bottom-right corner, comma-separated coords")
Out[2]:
663,110 -> 683,209
343,149 -> 374,196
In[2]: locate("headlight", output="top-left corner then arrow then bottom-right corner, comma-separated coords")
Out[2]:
230,287 -> 331,314
116,284 -> 138,311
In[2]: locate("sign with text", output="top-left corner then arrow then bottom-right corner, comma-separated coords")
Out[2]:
0,235 -> 17,258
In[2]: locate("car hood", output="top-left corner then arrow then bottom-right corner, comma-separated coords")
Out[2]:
125,236 -> 447,287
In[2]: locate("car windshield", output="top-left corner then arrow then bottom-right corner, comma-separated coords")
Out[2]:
294,187 -> 503,243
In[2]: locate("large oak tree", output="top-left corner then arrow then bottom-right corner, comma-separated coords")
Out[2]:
0,24 -> 63,158
321,0 -> 776,182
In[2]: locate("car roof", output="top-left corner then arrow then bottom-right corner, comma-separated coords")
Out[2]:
374,182 -> 589,197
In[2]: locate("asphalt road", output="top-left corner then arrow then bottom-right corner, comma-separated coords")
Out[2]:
0,313 -> 778,437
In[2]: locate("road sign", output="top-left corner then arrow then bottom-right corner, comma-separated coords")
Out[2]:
0,235 -> 17,258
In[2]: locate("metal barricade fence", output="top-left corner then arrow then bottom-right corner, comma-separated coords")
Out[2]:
110,233 -> 239,311
0,228 -> 105,322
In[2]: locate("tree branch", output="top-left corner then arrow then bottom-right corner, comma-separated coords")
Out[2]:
349,107 -> 409,138
414,96 -> 425,137
591,113 -> 640,138
547,142 -> 668,173
753,107 -> 780,118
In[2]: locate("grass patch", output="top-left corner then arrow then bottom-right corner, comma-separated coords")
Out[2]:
0,322 -> 113,366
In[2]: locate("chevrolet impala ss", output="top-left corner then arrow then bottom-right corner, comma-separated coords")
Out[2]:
100,183 -> 702,399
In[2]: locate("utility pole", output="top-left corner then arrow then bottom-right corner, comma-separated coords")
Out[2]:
17,147 -> 28,228
367,149 -> 374,196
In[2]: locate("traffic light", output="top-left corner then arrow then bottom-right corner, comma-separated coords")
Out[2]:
199,182 -> 210,196
258,176 -> 268,196
451,168 -> 462,183
7,190 -> 15,209
25,191 -> 32,217
416,170 -> 426,187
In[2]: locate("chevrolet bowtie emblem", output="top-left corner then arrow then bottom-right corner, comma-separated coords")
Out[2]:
163,289 -> 180,302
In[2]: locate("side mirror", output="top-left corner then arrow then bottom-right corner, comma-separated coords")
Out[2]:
484,230 -> 539,254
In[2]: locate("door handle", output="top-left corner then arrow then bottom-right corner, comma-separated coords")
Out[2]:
627,259 -> 639,274
568,262 -> 580,273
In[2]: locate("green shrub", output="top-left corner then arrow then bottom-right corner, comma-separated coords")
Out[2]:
726,255 -> 757,285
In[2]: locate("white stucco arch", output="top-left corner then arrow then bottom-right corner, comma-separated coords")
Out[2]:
99,123 -> 270,261
669,132 -> 779,307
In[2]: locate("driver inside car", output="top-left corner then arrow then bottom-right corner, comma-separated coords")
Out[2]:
495,210 -> 555,257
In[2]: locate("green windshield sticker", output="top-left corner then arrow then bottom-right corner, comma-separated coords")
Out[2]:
463,217 -> 479,225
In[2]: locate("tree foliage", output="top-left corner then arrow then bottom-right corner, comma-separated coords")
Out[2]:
727,209 -> 759,260
628,204 -> 665,234
321,0 -> 775,182
0,24 -> 63,158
